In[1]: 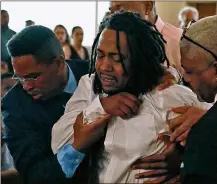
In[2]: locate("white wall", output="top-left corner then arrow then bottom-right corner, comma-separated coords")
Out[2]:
156,2 -> 187,27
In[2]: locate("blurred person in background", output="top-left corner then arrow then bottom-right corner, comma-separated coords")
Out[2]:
109,1 -> 183,74
1,72 -> 16,97
54,24 -> 72,60
1,73 -> 16,172
70,26 -> 90,61
1,10 -> 16,73
25,20 -> 35,27
178,6 -> 199,30
1,60 -> 9,74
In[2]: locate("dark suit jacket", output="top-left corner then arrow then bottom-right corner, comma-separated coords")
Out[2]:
2,83 -> 89,184
66,59 -> 89,84
182,102 -> 217,183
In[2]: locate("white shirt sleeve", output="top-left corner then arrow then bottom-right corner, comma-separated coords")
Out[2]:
51,75 -> 106,154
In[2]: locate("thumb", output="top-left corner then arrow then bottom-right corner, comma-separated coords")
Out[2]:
74,112 -> 84,129
87,114 -> 112,130
158,133 -> 171,146
172,106 -> 190,114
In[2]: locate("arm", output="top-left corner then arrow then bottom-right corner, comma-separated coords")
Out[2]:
2,114 -> 67,183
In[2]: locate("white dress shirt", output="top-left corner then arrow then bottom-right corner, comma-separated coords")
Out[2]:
52,74 -> 211,183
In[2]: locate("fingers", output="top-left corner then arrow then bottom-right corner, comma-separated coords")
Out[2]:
143,175 -> 168,184
158,134 -> 171,146
176,129 -> 190,142
172,106 -> 190,114
169,114 -> 186,132
121,92 -> 141,107
132,162 -> 168,170
170,121 -> 191,142
135,169 -> 168,179
88,114 -> 112,130
136,154 -> 166,163
119,103 -> 133,118
74,112 -> 84,129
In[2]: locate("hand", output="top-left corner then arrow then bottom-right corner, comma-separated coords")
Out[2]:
132,134 -> 182,183
157,69 -> 177,91
100,92 -> 141,119
72,112 -> 111,153
169,106 -> 207,145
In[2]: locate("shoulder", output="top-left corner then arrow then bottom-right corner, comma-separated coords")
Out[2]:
143,84 -> 211,112
163,23 -> 183,42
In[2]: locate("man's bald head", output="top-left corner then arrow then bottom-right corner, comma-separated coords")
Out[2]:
181,15 -> 217,63
181,15 -> 217,103
109,1 -> 156,23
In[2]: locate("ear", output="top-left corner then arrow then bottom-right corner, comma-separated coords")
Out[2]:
213,61 -> 217,77
142,1 -> 154,14
54,55 -> 65,71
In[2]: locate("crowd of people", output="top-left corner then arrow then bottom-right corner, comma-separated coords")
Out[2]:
1,1 -> 217,184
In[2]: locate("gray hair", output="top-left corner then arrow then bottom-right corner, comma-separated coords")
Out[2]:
180,15 -> 217,62
178,6 -> 199,22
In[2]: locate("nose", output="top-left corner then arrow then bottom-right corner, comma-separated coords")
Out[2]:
22,80 -> 34,91
100,56 -> 113,72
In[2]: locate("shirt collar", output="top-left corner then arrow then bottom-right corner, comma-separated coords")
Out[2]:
63,64 -> 76,94
155,16 -> 165,33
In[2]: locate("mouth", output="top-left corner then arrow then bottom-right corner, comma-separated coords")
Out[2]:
27,92 -> 42,100
100,74 -> 116,87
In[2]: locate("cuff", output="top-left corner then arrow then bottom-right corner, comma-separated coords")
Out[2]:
57,144 -> 85,178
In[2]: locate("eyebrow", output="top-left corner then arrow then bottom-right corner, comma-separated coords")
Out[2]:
97,48 -> 125,58
15,72 -> 42,78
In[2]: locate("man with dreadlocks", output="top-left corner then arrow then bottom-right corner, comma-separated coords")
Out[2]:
109,1 -> 183,75
51,11 -> 211,183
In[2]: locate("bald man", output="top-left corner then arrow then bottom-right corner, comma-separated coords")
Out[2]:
167,15 -> 217,183
109,1 -> 183,73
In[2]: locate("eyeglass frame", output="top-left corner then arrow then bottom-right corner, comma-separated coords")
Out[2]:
11,56 -> 62,83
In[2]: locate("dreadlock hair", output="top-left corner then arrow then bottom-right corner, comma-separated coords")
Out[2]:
88,11 -> 169,184
89,10 -> 169,96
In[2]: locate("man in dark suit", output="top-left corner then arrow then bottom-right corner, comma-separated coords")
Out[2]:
1,25 -> 105,184
168,15 -> 217,183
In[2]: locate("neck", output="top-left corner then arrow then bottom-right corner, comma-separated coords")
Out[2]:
1,24 -> 8,29
73,42 -> 82,49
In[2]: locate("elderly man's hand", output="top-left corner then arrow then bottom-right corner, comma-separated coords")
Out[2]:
169,106 -> 207,145
72,112 -> 111,153
131,134 -> 182,183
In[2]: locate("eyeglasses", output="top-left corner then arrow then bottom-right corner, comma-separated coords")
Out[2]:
12,74 -> 41,83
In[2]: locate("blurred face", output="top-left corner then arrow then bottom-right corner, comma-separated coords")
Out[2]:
1,12 -> 9,25
109,1 -> 152,20
55,27 -> 67,44
1,77 -> 16,97
12,55 -> 65,100
186,10 -> 195,21
1,61 -> 9,74
181,48 -> 217,103
95,29 -> 130,93
72,28 -> 83,44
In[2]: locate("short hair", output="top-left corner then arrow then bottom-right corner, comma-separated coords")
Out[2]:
7,25 -> 64,64
1,10 -> 8,14
178,6 -> 199,22
181,15 -> 217,62
71,26 -> 82,35
54,24 -> 71,45
90,10 -> 167,96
